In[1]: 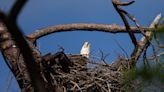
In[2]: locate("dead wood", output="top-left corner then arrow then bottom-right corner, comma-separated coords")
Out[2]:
39,51 -> 128,92
28,23 -> 152,42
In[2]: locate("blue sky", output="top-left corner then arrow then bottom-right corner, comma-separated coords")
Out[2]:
0,0 -> 164,91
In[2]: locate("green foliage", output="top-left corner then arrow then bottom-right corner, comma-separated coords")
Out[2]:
121,61 -> 164,92
122,68 -> 137,83
156,27 -> 164,32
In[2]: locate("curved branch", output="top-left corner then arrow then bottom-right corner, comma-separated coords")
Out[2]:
112,0 -> 135,6
28,23 -> 150,41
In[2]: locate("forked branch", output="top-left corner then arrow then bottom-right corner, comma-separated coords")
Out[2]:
129,13 -> 162,67
112,0 -> 137,47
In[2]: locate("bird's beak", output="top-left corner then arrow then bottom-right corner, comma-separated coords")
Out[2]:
86,42 -> 90,46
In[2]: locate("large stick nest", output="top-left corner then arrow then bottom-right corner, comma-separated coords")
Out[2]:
40,51 -> 128,92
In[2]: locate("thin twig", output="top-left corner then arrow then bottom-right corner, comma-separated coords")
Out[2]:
99,49 -> 110,65
113,38 -> 129,58
120,9 -> 147,37
106,82 -> 112,92
70,81 -> 82,92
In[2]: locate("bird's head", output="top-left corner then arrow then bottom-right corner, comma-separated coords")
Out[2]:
83,41 -> 90,48
80,41 -> 91,58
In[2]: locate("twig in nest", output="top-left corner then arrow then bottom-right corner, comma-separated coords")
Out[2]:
106,81 -> 112,92
95,81 -> 108,92
70,81 -> 82,92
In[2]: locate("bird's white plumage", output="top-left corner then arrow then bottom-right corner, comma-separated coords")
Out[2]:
80,42 -> 90,58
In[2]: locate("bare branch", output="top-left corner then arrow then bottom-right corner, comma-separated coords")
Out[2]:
112,0 -> 135,6
112,0 -> 138,47
99,49 -> 110,65
70,81 -> 82,92
28,23 -> 151,41
113,38 -> 129,58
129,13 -> 162,67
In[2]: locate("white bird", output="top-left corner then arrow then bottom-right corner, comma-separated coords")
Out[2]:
80,41 -> 90,58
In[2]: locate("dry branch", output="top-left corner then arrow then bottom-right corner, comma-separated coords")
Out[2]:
28,23 -> 152,41
112,0 -> 137,47
112,0 -> 135,6
129,13 -> 162,66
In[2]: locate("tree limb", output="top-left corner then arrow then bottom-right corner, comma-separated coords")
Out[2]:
112,0 -> 135,6
28,23 -> 151,42
112,0 -> 137,47
129,13 -> 162,67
